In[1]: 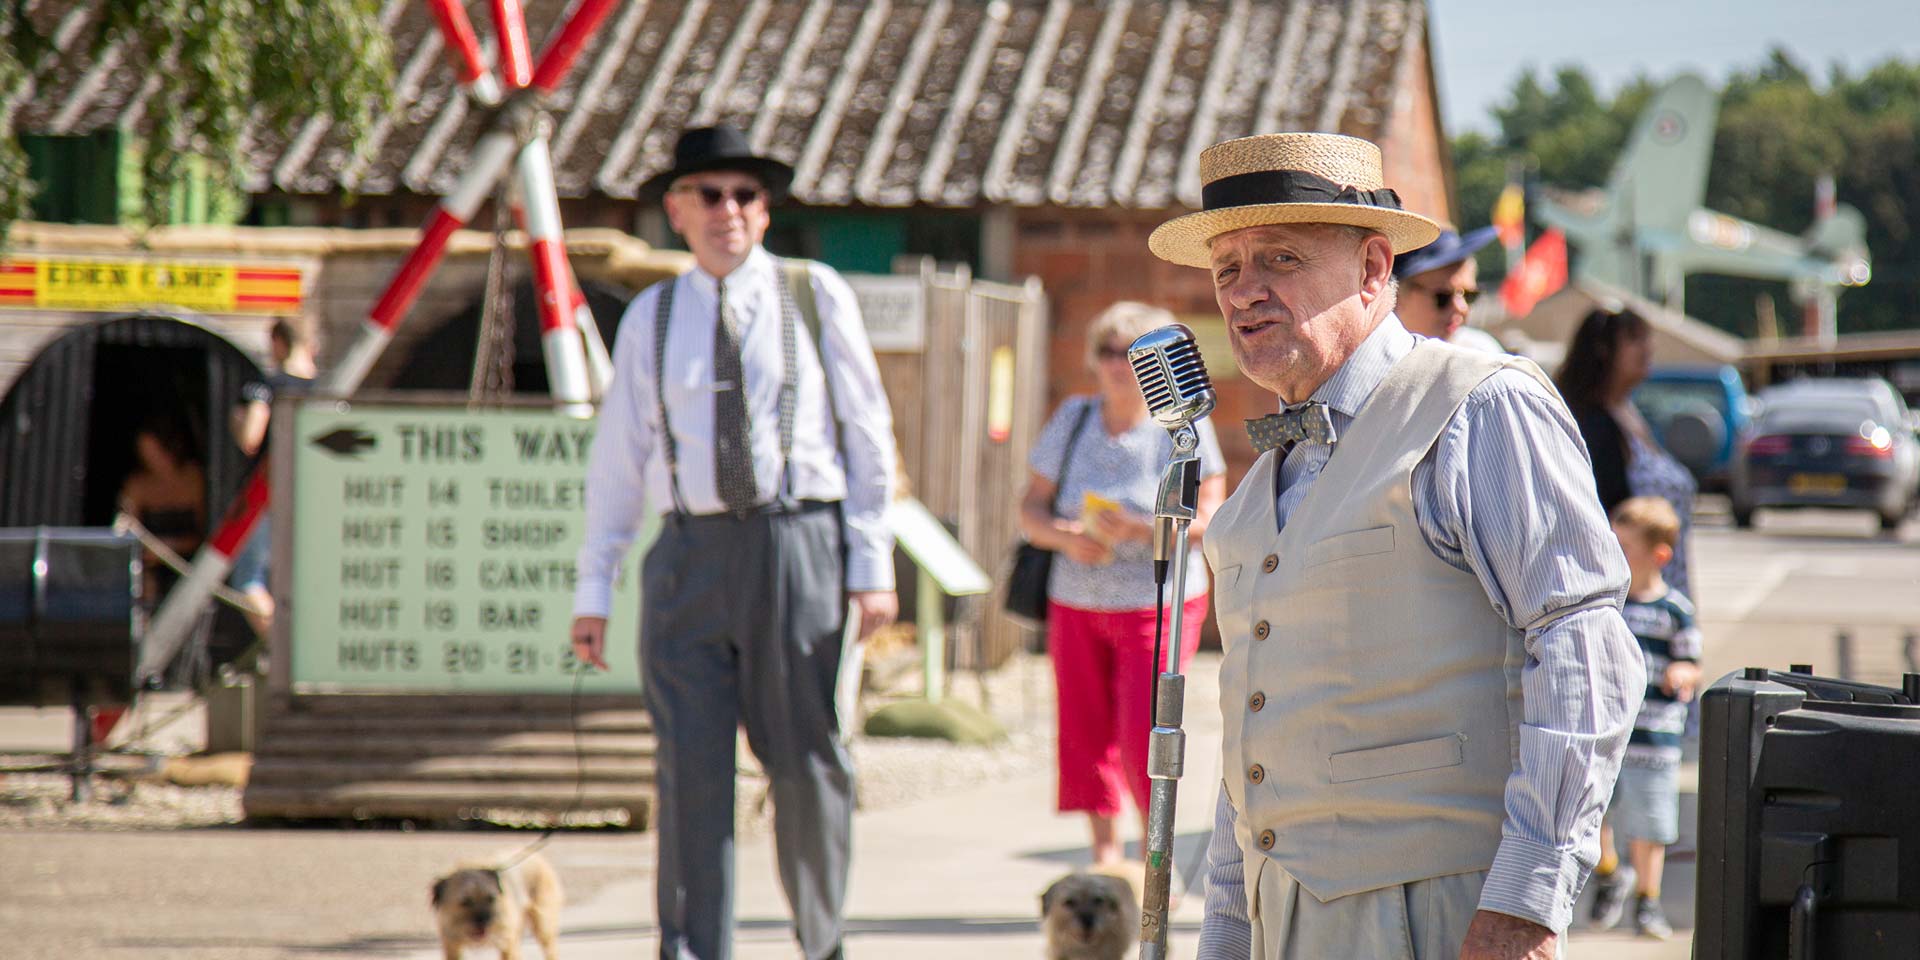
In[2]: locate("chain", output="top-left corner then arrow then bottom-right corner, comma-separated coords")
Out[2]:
469,183 -> 518,404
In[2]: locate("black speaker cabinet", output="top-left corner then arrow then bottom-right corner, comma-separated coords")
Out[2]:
0,527 -> 141,707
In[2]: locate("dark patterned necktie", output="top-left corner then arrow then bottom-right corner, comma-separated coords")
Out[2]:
713,279 -> 758,513
1245,401 -> 1338,454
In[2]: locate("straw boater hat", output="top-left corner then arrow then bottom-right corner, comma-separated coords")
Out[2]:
1149,132 -> 1441,268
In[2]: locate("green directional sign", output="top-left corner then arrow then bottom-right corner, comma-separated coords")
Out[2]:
286,401 -> 650,694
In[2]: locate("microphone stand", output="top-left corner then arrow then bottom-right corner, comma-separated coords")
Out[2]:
1140,421 -> 1203,959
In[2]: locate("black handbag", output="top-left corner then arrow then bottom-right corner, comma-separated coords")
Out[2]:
1004,401 -> 1094,631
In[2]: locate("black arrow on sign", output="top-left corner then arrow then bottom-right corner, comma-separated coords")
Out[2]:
311,427 -> 378,459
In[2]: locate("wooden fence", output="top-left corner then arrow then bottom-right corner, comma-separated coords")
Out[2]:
873,261 -> 1049,671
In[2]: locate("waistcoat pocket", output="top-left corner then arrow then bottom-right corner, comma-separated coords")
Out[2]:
1209,563 -> 1248,646
1303,525 -> 1395,568
1328,733 -> 1465,783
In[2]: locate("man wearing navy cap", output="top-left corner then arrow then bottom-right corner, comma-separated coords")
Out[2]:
1393,226 -> 1506,352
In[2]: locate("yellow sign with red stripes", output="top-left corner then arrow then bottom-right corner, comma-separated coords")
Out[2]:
0,256 -> 304,314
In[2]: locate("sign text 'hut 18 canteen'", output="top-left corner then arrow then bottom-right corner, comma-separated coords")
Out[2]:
288,401 -> 649,694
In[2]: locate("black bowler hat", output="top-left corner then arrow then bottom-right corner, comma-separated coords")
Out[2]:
637,125 -> 795,203
1393,226 -> 1499,279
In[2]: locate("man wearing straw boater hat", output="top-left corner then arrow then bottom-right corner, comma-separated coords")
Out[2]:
1162,133 -> 1645,959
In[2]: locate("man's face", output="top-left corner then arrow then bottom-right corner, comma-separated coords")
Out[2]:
1398,256 -> 1479,340
1207,223 -> 1394,401
662,170 -> 770,267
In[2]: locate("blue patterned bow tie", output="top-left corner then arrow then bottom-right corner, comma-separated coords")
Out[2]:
1246,402 -> 1338,454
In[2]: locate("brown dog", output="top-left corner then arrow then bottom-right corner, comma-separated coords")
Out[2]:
430,851 -> 562,960
1040,870 -> 1138,960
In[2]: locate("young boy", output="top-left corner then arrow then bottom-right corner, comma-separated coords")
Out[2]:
1587,496 -> 1702,938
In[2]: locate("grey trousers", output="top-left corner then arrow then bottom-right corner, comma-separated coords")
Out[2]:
1253,863 -> 1567,959
639,501 -> 852,960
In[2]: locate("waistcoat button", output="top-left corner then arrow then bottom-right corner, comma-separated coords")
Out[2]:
1248,763 -> 1265,784
1249,692 -> 1266,712
1259,829 -> 1275,850
1253,620 -> 1270,640
1262,553 -> 1279,573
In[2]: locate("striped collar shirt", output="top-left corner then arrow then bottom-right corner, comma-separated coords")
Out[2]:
1198,315 -> 1644,952
573,247 -> 898,618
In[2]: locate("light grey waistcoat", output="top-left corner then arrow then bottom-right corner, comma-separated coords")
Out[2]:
1203,340 -> 1552,913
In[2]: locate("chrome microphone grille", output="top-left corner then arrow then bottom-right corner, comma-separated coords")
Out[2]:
1127,324 -> 1216,430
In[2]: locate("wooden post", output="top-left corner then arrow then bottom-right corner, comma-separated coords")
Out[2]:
919,566 -> 945,704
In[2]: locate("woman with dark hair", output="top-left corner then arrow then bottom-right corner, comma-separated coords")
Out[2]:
1556,305 -> 1697,596
117,414 -> 207,604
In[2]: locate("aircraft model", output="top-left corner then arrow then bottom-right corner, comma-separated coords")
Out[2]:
1531,74 -> 1871,342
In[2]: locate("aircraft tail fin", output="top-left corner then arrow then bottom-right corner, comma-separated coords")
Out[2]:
1609,74 -> 1719,229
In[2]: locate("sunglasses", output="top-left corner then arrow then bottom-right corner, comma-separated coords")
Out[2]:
671,184 -> 766,209
1415,286 -> 1481,310
1095,343 -> 1132,361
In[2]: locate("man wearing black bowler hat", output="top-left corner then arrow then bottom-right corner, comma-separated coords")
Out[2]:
571,125 -> 898,960
1393,225 -> 1505,352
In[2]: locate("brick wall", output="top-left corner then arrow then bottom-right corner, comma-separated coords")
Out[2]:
1377,34 -> 1454,226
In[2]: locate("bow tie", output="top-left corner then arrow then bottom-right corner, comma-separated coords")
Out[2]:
1246,402 -> 1338,454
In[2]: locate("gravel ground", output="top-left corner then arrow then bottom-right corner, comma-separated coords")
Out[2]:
3,650 -> 1225,836
0,772 -> 246,831
0,651 -> 1083,835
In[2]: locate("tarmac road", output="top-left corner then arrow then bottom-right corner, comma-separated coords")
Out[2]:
3,501 -> 1914,958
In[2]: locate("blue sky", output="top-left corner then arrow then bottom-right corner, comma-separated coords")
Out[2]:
1431,0 -> 1920,133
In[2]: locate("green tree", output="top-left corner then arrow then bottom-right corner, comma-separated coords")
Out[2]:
1,0 -> 392,233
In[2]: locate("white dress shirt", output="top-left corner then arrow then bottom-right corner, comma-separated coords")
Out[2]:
573,246 -> 897,618
1197,317 -> 1642,952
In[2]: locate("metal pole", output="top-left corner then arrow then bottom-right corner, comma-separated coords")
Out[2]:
920,567 -> 945,705
490,0 -> 535,90
1140,427 -> 1200,958
514,131 -> 594,417
137,466 -> 271,684
422,0 -> 504,104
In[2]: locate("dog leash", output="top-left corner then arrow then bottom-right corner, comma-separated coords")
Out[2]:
499,666 -> 589,871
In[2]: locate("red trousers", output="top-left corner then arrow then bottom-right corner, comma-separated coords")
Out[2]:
1047,594 -> 1207,817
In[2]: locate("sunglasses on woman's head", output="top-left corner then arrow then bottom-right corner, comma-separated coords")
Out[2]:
672,184 -> 765,209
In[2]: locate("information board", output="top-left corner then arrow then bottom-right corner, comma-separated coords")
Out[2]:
846,274 -> 926,352
288,402 -> 648,694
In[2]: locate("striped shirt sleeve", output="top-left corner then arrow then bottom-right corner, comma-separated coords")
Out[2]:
1197,784 -> 1254,959
1414,368 -> 1647,933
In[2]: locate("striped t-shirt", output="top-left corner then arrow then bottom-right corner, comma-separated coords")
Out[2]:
1623,588 -> 1702,769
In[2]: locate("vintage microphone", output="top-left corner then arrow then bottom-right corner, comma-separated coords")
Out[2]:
1126,324 -> 1215,958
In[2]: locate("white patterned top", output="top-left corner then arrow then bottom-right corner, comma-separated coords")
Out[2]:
1028,394 -> 1225,611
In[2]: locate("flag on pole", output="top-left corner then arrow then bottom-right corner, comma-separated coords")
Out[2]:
1491,182 -> 1526,249
1500,228 -> 1568,317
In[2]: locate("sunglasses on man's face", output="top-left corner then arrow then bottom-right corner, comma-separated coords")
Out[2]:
1096,342 -> 1132,361
1415,286 -> 1481,310
673,184 -> 766,209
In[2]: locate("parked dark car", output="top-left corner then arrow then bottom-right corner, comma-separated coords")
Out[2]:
1730,378 -> 1920,531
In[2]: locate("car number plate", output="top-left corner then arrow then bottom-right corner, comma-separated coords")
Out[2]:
1788,472 -> 1847,495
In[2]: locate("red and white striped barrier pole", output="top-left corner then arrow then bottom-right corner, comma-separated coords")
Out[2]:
510,196 -> 614,403
571,281 -> 615,399
136,467 -> 271,684
317,125 -> 521,398
423,0 -> 503,105
516,133 -> 594,417
529,0 -> 620,94
490,0 -> 534,90
145,0 -> 626,672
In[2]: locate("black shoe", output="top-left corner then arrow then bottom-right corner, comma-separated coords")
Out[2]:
1635,893 -> 1674,940
1588,864 -> 1635,929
